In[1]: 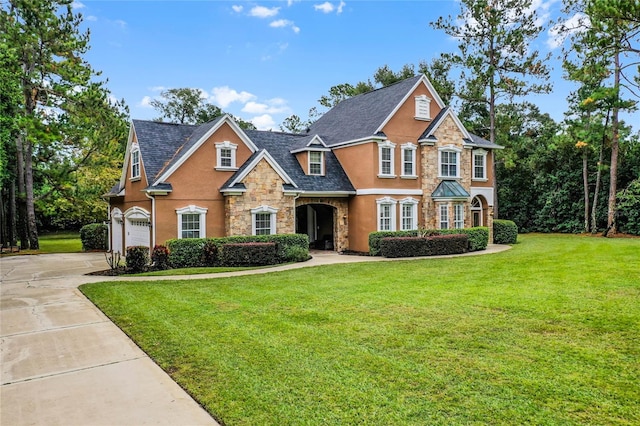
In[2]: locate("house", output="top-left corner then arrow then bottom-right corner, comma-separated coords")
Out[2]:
105,74 -> 502,254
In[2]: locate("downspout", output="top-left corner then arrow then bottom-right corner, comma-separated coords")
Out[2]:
144,192 -> 156,248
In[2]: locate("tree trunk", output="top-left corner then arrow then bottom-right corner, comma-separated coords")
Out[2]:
605,51 -> 621,237
489,36 -> 498,219
9,180 -> 17,246
15,133 -> 28,249
25,137 -> 39,249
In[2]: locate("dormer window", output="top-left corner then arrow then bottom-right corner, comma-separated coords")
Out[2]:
130,145 -> 140,180
215,141 -> 238,170
415,95 -> 431,121
308,151 -> 324,176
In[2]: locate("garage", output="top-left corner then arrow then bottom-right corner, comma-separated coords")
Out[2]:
124,207 -> 151,249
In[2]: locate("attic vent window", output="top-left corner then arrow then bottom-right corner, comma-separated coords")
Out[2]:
415,95 -> 431,121
215,141 -> 238,170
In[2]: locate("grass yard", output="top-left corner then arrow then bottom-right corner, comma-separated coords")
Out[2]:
1,232 -> 82,255
80,234 -> 640,425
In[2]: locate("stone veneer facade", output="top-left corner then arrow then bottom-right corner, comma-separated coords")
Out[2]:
296,197 -> 349,252
225,159 -> 295,236
420,115 -> 473,229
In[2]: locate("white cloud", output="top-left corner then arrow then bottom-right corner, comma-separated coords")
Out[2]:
112,19 -> 127,29
150,86 -> 167,92
314,2 -> 335,13
251,114 -> 276,131
242,98 -> 291,115
270,19 -> 300,33
250,6 -> 280,18
232,5 -> 243,13
72,1 -> 85,9
211,86 -> 256,108
547,12 -> 590,50
139,96 -> 153,108
315,1 -> 345,14
86,15 -> 97,21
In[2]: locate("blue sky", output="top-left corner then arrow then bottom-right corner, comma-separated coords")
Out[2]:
72,0 -> 637,131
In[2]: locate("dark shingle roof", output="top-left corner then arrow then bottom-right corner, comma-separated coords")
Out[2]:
466,133 -> 503,149
308,75 -> 422,146
243,130 -> 355,193
132,120 -> 198,184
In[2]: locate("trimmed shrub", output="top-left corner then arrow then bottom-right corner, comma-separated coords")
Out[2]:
166,238 -> 207,268
425,234 -> 469,255
80,223 -> 108,251
380,237 -> 429,258
126,246 -> 149,273
151,245 -> 170,270
369,230 -> 417,256
380,234 -> 469,258
440,227 -> 489,251
284,245 -> 310,262
220,242 -> 277,267
203,234 -> 309,263
202,240 -> 218,266
494,219 -> 518,244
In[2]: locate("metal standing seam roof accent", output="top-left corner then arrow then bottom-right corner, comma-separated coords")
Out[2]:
431,180 -> 471,199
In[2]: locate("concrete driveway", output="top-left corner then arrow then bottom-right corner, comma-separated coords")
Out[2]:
0,253 -> 218,426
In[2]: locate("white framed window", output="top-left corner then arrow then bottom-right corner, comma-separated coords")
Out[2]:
130,146 -> 140,180
176,205 -> 208,239
473,149 -> 488,181
308,151 -> 324,176
415,95 -> 431,120
439,204 -> 449,229
378,141 -> 396,178
215,141 -> 238,170
400,197 -> 419,231
376,196 -> 397,231
401,143 -> 417,178
454,203 -> 464,229
251,205 -> 278,235
438,145 -> 461,178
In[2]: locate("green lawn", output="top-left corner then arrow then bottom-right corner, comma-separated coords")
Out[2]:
2,232 -> 83,255
80,234 -> 640,425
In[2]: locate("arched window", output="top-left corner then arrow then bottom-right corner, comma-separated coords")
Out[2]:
471,196 -> 483,227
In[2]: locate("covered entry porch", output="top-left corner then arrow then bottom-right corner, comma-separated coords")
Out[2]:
295,197 -> 349,252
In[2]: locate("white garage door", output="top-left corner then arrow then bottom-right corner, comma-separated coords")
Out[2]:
125,219 -> 150,248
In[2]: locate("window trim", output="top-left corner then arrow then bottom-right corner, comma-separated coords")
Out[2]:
215,141 -> 238,170
378,141 -> 396,178
454,203 -> 464,229
400,197 -> 419,231
130,145 -> 141,180
376,196 -> 397,231
400,143 -> 417,179
176,205 -> 208,239
439,204 -> 449,229
472,149 -> 488,181
438,145 -> 461,179
251,205 -> 278,235
308,150 -> 324,176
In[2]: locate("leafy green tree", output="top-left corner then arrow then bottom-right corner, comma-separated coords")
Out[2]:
1,0 -> 130,248
431,0 -> 552,217
150,87 -> 255,129
561,0 -> 640,235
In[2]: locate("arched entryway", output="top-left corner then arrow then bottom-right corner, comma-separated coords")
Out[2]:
296,204 -> 336,250
471,196 -> 487,227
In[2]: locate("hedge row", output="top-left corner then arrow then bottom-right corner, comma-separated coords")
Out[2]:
380,234 -> 469,258
493,220 -> 518,244
165,234 -> 309,268
369,227 -> 489,256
